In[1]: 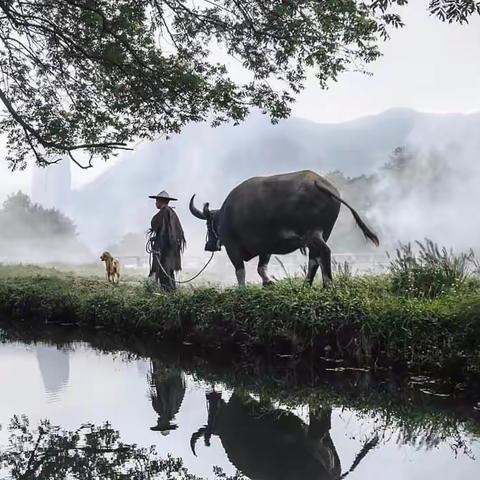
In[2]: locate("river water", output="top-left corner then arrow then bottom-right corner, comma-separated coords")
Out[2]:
0,335 -> 478,479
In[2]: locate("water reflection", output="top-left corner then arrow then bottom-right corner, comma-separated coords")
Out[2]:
35,344 -> 69,402
191,391 -> 342,480
0,338 -> 478,480
0,415 -> 240,480
149,359 -> 186,434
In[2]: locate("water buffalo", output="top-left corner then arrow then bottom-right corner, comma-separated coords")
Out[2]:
189,170 -> 379,286
191,390 -> 341,480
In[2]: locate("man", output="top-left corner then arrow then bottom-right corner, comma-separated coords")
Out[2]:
148,190 -> 186,290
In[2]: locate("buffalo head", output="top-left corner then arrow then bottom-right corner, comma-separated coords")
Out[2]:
189,195 -> 221,252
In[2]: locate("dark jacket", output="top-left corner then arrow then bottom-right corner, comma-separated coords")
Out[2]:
150,206 -> 186,272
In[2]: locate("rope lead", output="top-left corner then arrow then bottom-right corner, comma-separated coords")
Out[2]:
146,231 -> 214,285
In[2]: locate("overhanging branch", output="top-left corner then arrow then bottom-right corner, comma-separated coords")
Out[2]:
0,87 -> 131,154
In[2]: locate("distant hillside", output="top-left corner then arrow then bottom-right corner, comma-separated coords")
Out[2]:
68,108 -> 480,255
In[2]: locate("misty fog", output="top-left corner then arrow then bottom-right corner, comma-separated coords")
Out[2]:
1,109 -> 479,284
369,113 -> 480,251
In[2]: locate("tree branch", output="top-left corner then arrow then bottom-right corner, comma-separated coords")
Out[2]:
0,87 -> 130,152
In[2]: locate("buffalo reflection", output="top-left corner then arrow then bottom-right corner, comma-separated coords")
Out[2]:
191,390 -> 341,480
145,361 -> 380,479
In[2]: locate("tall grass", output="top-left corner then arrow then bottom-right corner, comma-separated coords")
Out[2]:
388,239 -> 475,298
332,259 -> 353,284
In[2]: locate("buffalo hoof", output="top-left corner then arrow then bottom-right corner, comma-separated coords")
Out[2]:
263,280 -> 275,287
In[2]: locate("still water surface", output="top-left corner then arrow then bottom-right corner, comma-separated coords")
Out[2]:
0,340 -> 478,479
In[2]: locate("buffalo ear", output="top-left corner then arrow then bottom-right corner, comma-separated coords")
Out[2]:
203,202 -> 211,220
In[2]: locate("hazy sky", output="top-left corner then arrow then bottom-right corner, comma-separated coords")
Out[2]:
295,1 -> 480,122
1,0 -> 479,198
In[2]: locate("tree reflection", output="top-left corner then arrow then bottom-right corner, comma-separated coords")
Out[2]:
35,344 -> 70,401
0,415 -> 245,480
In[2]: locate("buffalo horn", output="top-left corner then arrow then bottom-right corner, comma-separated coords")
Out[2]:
189,194 -> 206,220
190,428 -> 206,456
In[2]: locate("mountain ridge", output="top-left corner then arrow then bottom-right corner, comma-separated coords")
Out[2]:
64,108 -> 480,249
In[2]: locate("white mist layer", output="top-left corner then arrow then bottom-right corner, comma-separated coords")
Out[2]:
0,110 -> 478,282
368,113 -> 480,251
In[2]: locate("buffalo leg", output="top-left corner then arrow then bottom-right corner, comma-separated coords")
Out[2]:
226,245 -> 246,286
307,233 -> 332,287
257,254 -> 274,286
319,243 -> 333,287
307,407 -> 341,477
307,255 -> 319,285
236,268 -> 246,286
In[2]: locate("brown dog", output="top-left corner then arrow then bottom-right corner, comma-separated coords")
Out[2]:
100,251 -> 121,284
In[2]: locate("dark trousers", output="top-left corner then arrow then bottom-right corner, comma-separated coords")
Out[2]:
150,253 -> 176,290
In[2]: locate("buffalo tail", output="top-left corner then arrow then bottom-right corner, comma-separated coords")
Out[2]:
315,182 -> 379,247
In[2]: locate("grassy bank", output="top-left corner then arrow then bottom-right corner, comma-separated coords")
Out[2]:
0,250 -> 479,380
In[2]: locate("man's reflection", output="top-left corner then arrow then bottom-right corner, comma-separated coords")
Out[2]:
148,358 -> 185,435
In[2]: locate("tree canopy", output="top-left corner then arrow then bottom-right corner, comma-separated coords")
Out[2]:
0,191 -> 77,238
0,0 -> 478,169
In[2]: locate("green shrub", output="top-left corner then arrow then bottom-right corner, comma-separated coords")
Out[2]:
388,239 -> 474,298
